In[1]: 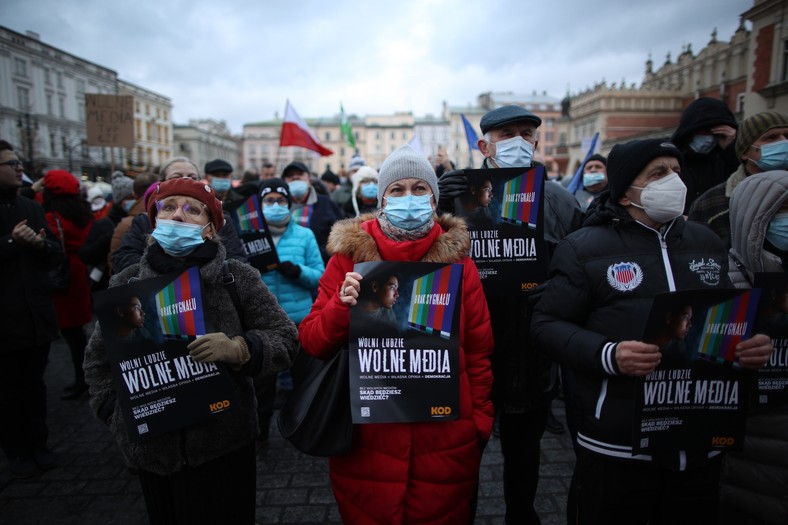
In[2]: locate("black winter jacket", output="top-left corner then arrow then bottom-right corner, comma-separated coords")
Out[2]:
532,192 -> 730,468
0,191 -> 64,351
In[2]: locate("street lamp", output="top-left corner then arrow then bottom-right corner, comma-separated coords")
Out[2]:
16,112 -> 38,176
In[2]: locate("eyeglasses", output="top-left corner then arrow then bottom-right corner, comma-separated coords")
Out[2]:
156,198 -> 207,222
0,160 -> 23,168
262,197 -> 289,206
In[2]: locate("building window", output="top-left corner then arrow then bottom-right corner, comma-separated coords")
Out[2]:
17,86 -> 30,110
46,93 -> 53,115
145,104 -> 150,116
390,131 -> 395,140
783,38 -> 788,82
44,68 -> 51,85
737,93 -> 746,114
50,132 -> 57,156
325,131 -> 331,141
76,80 -> 85,94
59,96 -> 66,118
78,102 -> 85,122
14,58 -> 27,77
56,71 -> 63,88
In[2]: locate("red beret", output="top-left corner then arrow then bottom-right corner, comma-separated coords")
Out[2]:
147,178 -> 225,231
43,170 -> 80,196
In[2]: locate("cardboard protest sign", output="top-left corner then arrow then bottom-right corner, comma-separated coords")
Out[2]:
85,94 -> 134,148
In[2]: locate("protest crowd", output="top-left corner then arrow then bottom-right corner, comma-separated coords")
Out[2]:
1,102 -> 787,525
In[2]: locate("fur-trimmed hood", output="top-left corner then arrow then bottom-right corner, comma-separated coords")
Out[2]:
327,213 -> 471,264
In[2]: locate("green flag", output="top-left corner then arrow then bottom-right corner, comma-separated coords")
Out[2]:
340,103 -> 356,149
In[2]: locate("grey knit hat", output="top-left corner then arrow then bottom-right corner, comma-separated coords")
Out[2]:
736,112 -> 788,159
111,171 -> 134,203
377,145 -> 439,207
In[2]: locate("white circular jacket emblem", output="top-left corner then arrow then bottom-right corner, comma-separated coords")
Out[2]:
607,262 -> 644,292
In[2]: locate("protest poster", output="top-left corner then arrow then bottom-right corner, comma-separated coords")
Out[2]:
84,94 -> 135,148
93,267 -> 236,441
633,288 -> 761,453
226,194 -> 279,273
349,261 -> 462,424
753,273 -> 788,406
457,166 -> 546,296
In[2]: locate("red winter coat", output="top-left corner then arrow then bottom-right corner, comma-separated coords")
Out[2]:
298,214 -> 494,525
46,211 -> 93,328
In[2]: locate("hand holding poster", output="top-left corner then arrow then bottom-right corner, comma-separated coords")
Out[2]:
349,261 -> 462,424
633,289 -> 761,453
93,267 -> 236,441
227,194 -> 279,273
459,167 -> 546,295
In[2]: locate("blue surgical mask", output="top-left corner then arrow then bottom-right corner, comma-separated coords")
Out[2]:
493,136 -> 534,168
583,172 -> 606,188
210,177 -> 232,192
383,194 -> 434,230
756,140 -> 788,171
288,180 -> 309,198
151,219 -> 208,257
121,199 -> 135,213
360,183 -> 378,199
766,212 -> 788,251
689,134 -> 716,154
262,203 -> 291,224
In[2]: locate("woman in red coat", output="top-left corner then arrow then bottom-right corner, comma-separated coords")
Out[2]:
299,145 -> 494,525
42,170 -> 94,400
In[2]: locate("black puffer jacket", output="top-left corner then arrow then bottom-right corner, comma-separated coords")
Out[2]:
532,192 -> 730,469
670,97 -> 739,213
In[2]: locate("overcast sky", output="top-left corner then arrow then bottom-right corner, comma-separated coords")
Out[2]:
3,0 -> 751,134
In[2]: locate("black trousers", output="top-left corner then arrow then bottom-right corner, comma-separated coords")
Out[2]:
138,441 -> 257,525
499,404 -> 549,525
575,448 -> 721,525
0,343 -> 50,458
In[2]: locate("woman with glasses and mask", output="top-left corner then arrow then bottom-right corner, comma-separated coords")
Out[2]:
84,177 -> 298,524
299,144 -> 494,525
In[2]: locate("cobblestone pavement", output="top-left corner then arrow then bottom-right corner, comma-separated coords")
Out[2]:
0,338 -> 576,524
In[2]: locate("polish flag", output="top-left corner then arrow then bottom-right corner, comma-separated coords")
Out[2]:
279,100 -> 333,157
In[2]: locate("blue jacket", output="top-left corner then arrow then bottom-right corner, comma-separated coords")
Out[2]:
262,221 -> 324,324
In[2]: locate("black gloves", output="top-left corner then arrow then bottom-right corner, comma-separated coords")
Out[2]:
277,261 -> 302,279
437,169 -> 467,214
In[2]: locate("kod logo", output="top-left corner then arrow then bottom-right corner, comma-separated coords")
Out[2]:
521,282 -> 538,291
711,436 -> 735,446
430,406 -> 452,416
209,400 -> 230,412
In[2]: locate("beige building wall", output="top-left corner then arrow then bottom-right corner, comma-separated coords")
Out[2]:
119,79 -> 173,174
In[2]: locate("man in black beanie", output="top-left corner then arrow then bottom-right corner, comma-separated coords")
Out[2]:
531,138 -> 773,523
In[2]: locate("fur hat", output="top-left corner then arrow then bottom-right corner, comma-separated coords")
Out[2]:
607,139 -> 683,202
43,169 -> 80,196
258,178 -> 292,209
480,105 -> 542,135
735,112 -> 788,159
377,145 -> 439,207
351,166 -> 379,216
111,171 -> 134,203
147,178 -> 225,231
